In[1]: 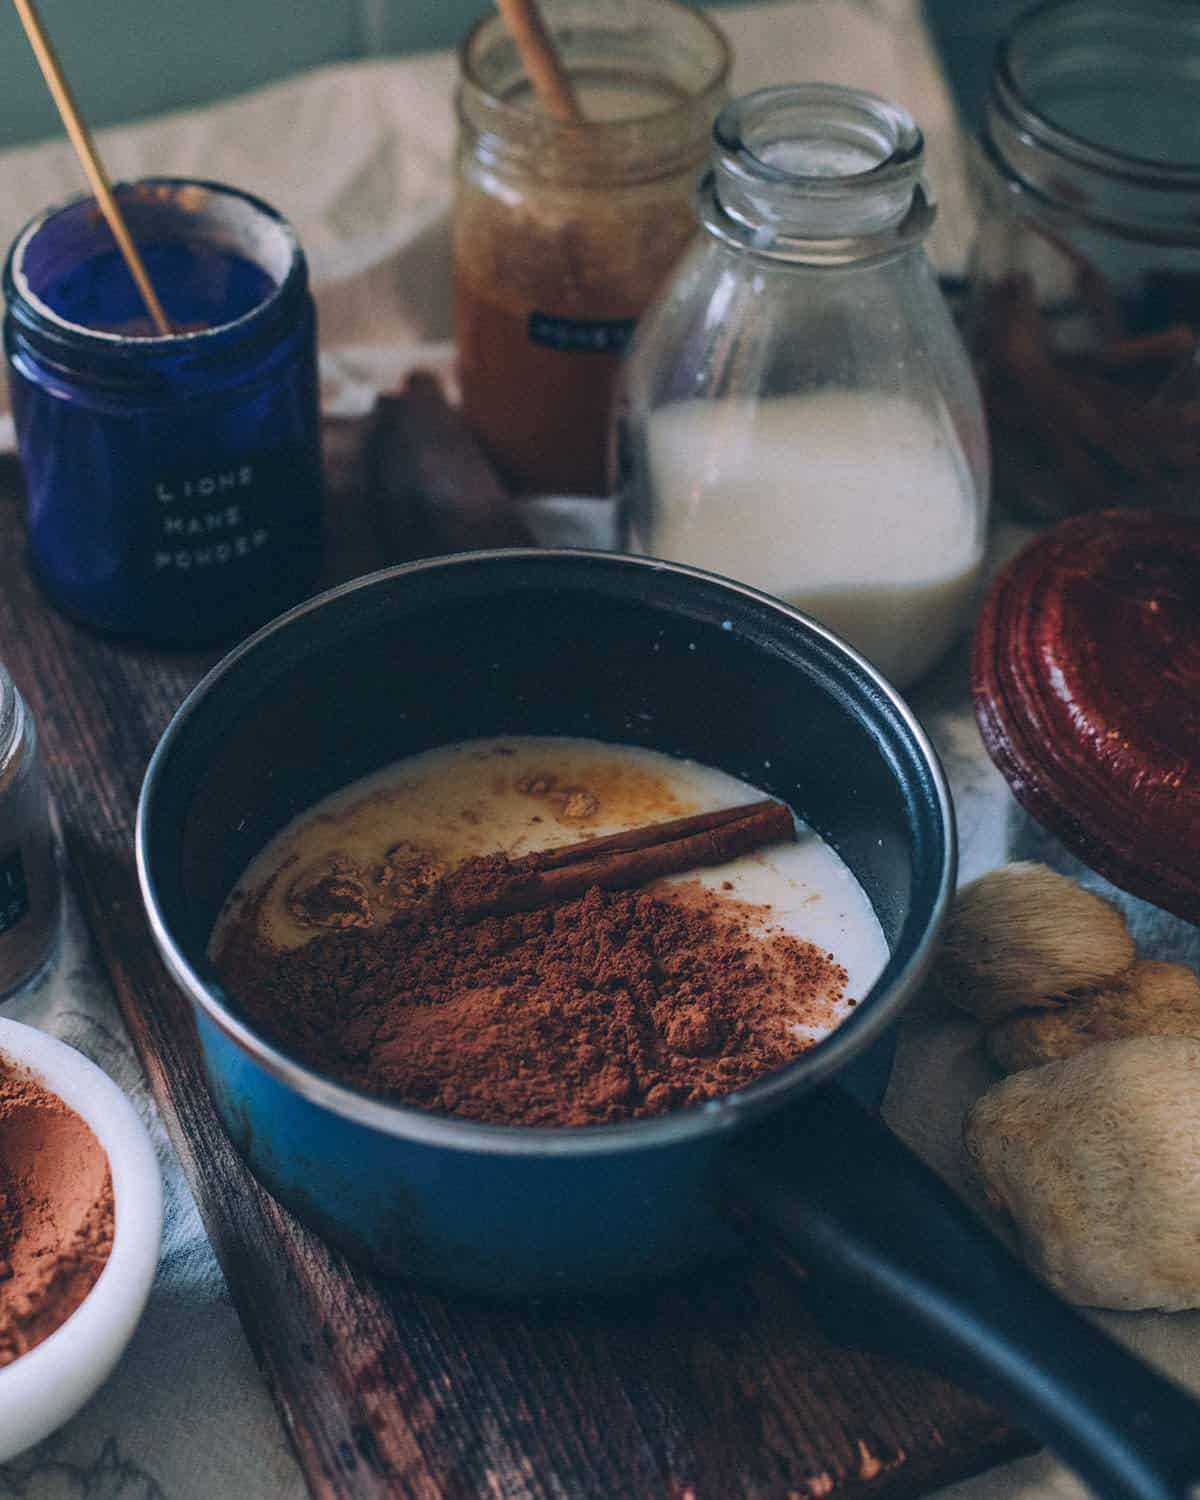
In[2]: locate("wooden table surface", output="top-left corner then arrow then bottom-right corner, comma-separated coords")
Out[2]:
0,444 -> 1035,1500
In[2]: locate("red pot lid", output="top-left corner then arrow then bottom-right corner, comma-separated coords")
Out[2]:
972,508 -> 1200,924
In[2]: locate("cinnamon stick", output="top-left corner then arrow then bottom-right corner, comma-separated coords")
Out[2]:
442,798 -> 795,921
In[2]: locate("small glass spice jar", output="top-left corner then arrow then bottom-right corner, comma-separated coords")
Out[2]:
0,665 -> 60,999
616,85 -> 989,689
3,179 -> 323,645
968,0 -> 1200,520
453,0 -> 730,497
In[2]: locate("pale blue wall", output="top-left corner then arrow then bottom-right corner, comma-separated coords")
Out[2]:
0,0 -> 758,149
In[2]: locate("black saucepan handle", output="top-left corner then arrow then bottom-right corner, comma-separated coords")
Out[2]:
724,1083 -> 1200,1500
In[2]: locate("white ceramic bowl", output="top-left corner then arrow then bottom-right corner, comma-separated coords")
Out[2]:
0,1018 -> 162,1460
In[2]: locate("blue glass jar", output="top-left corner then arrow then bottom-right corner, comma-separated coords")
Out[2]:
3,178 -> 323,645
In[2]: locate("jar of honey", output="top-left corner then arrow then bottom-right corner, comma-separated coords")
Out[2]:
453,0 -> 729,497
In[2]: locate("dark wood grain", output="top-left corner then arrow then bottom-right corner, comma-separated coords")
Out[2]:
0,431 -> 1036,1500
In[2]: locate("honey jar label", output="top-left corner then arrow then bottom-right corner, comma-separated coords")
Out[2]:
528,312 -> 636,355
0,850 -> 29,936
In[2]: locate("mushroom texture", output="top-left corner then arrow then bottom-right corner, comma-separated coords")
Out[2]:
987,960 -> 1200,1072
936,863 -> 1135,1021
964,1036 -> 1200,1311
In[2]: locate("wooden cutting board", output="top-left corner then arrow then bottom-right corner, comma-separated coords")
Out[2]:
0,436 -> 1035,1500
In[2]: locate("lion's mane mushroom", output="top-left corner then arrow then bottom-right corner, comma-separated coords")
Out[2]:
987,959 -> 1200,1072
936,863 -> 1135,1021
964,1036 -> 1200,1311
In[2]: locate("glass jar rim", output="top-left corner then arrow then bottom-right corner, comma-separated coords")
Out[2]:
994,0 -> 1200,183
458,0 -> 730,131
456,0 -> 730,184
702,85 -> 933,265
4,177 -> 305,355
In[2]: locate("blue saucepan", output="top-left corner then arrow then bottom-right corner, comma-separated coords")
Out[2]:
137,550 -> 1200,1500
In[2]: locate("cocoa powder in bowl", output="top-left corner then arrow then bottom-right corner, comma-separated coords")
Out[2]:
0,1056 -> 114,1366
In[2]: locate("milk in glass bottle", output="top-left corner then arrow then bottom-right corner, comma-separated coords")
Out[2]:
616,85 -> 989,688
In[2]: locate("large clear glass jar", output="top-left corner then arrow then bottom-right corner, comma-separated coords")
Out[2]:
968,0 -> 1200,520
616,86 -> 989,689
454,0 -> 729,498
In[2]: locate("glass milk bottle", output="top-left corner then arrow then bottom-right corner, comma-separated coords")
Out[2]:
616,86 -> 989,688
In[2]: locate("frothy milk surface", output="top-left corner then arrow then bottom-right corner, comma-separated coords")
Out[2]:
214,737 -> 890,1045
640,390 -> 983,686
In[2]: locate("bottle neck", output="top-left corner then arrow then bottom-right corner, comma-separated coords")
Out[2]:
698,86 -> 934,267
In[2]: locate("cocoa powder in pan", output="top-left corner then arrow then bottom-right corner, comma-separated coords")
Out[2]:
216,870 -> 851,1128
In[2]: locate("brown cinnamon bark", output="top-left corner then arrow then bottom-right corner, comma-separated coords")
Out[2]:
442,798 -> 795,921
367,371 -> 534,560
980,270 -> 1200,516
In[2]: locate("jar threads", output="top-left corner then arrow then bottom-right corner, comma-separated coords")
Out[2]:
0,666 -> 60,1000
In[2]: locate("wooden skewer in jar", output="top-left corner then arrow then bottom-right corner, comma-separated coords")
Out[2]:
12,0 -> 173,335
494,0 -> 584,123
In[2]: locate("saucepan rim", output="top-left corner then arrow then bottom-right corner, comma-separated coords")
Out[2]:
136,549 -> 955,1159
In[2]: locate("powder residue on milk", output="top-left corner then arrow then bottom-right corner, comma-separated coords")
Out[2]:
639,390 -> 983,686
213,736 -> 889,1046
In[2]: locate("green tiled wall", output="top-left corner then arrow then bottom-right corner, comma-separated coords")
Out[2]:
0,0 -> 757,149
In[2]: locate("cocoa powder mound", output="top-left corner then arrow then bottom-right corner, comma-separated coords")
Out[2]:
217,875 -> 851,1128
0,1060 -> 114,1366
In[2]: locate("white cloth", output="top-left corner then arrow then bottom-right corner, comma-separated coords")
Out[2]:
3,7 -> 1196,1500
